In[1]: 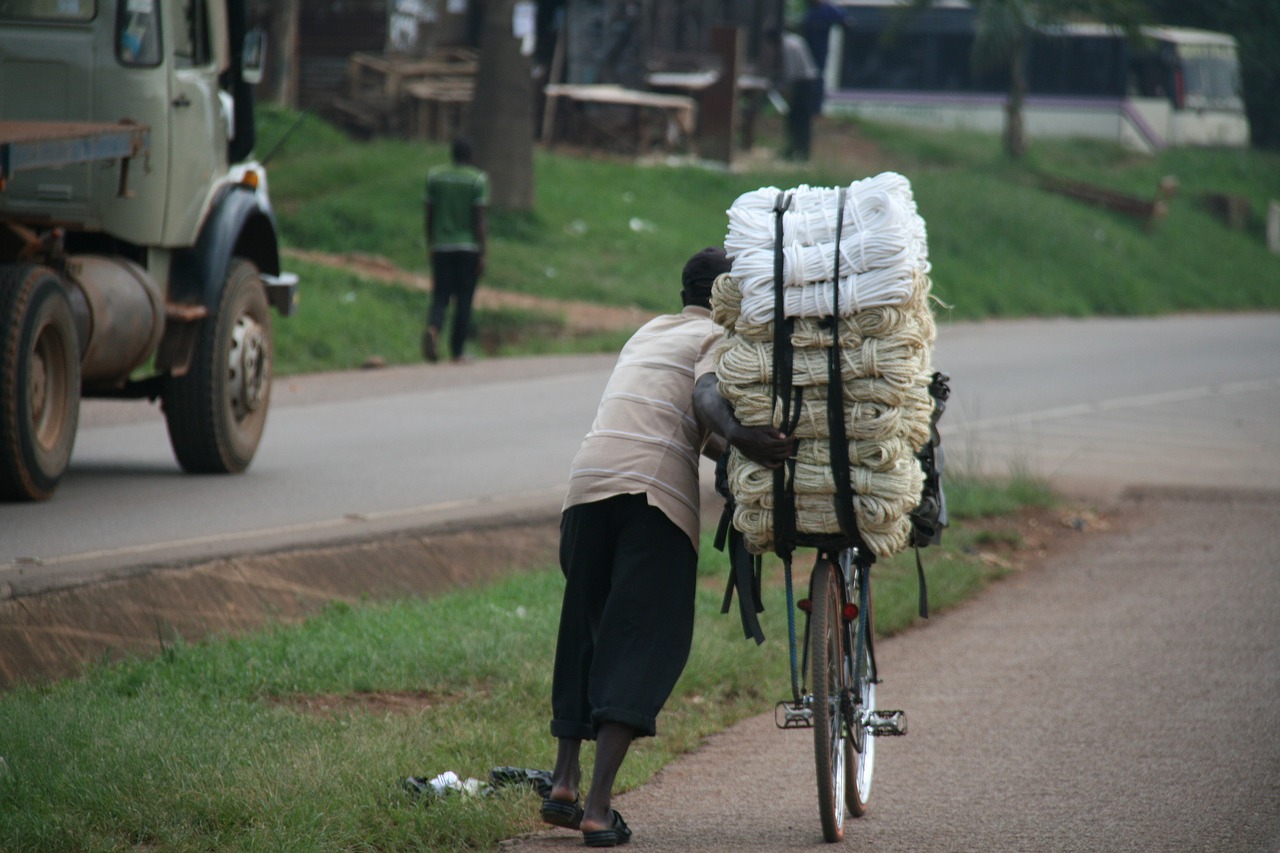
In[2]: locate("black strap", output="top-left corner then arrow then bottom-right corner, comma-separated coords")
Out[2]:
715,450 -> 766,644
771,192 -> 798,559
720,533 -> 766,645
824,187 -> 859,540
914,546 -> 930,619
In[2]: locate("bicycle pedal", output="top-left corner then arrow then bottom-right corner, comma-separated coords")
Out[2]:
866,709 -> 908,736
775,700 -> 813,730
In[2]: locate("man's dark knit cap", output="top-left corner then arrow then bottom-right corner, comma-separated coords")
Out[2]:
682,246 -> 732,289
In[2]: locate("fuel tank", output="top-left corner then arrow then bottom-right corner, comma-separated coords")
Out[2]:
64,254 -> 164,387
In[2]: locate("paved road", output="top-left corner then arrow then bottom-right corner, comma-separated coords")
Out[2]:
3,313 -> 1277,595
506,490 -> 1280,853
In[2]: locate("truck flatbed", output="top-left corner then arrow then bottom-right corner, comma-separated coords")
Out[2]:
0,120 -> 149,188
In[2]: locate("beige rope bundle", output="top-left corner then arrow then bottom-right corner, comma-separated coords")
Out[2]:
717,272 -> 937,347
729,452 -> 924,500
716,332 -> 927,390
729,484 -> 917,558
721,376 -> 916,415
712,175 -> 939,558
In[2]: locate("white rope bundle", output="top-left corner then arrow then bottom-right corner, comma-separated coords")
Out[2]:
735,268 -> 918,323
711,174 -> 939,558
724,173 -> 929,266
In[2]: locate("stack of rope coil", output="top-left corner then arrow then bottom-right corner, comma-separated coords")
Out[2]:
712,172 -> 938,558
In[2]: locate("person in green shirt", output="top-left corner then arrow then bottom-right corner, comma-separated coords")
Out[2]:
423,136 -> 488,362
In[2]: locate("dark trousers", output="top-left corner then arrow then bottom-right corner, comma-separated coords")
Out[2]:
428,250 -> 479,359
786,79 -> 818,161
551,494 -> 698,740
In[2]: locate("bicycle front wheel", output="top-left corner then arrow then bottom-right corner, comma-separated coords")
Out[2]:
845,568 -> 875,818
810,556 -> 848,842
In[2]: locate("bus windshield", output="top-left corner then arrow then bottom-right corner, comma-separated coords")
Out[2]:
1176,43 -> 1243,111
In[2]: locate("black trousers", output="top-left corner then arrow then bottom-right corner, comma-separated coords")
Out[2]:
786,79 -> 818,160
550,494 -> 698,740
428,250 -> 479,359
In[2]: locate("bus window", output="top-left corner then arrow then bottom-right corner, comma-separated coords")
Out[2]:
0,0 -> 95,21
1029,35 -> 1125,98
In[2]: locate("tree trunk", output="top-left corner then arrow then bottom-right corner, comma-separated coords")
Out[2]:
467,0 -> 536,212
1004,43 -> 1027,159
250,0 -> 300,108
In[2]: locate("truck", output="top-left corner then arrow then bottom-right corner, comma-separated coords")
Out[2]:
0,0 -> 297,501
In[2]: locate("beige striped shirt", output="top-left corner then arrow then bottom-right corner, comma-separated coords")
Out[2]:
563,306 -> 723,550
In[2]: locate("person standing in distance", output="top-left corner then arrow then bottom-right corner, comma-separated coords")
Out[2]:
423,136 -> 488,363
802,0 -> 849,111
778,27 -> 821,161
540,247 -> 791,848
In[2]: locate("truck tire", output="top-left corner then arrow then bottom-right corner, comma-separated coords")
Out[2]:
163,258 -> 272,474
0,264 -> 82,501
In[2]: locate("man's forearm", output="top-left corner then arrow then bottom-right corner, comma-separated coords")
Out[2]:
694,374 -> 739,440
694,374 -> 792,468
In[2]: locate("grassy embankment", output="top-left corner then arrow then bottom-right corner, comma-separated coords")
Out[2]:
257,107 -> 1280,374
1,114 -> 1276,851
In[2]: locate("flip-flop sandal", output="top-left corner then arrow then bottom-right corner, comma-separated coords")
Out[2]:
582,809 -> 631,848
540,796 -> 583,830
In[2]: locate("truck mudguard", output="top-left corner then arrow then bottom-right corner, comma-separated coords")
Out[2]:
168,182 -> 281,311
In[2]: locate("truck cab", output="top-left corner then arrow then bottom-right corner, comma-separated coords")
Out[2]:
0,0 -> 296,501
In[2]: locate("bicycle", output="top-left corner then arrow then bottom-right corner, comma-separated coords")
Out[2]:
773,545 -> 906,843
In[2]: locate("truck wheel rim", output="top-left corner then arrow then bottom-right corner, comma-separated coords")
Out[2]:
228,313 -> 268,419
32,320 -> 70,451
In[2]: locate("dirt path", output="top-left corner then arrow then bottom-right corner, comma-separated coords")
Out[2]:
285,248 -> 653,334
503,488 -> 1280,852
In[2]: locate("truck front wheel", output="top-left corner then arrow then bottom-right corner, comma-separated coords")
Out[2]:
163,258 -> 272,474
0,265 -> 82,501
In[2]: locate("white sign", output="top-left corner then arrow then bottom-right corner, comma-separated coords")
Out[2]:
512,0 -> 536,56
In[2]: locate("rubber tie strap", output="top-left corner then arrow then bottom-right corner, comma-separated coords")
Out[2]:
772,192 -> 798,559
783,553 -> 801,703
826,187 -> 859,541
915,546 -> 930,619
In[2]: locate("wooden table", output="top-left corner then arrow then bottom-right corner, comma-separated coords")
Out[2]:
542,84 -> 697,152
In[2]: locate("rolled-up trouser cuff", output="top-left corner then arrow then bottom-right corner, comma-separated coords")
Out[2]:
550,719 -> 594,741
593,706 -> 656,739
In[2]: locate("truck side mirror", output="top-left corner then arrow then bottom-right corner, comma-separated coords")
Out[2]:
242,30 -> 267,85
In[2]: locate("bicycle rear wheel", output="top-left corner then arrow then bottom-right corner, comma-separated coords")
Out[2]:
810,556 -> 848,842
845,558 -> 875,817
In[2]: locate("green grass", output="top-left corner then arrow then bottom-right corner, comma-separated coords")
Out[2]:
270,259 -> 631,374
0,476 -> 1050,852
258,107 -> 1280,375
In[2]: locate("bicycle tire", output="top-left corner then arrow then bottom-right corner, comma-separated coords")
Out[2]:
845,556 -> 876,817
810,555 -> 847,842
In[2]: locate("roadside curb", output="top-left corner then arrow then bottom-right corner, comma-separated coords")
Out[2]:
0,511 -> 561,690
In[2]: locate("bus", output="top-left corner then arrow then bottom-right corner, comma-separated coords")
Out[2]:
822,1 -> 1249,152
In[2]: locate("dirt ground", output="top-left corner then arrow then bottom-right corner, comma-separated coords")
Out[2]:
285,247 -> 654,335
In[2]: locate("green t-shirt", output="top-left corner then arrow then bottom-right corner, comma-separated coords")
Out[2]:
425,164 -> 489,252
